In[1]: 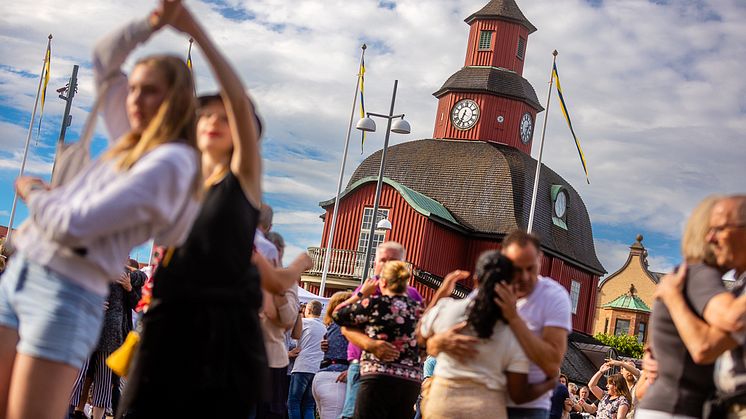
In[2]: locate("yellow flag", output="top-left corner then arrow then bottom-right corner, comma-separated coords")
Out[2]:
36,39 -> 51,141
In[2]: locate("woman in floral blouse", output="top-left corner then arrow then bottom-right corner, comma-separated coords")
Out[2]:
333,261 -> 423,419
588,363 -> 631,419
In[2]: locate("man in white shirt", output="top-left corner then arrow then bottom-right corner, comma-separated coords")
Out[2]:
427,231 -> 572,419
288,300 -> 326,419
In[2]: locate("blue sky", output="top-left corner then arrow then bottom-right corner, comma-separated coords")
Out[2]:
1,0 -> 745,277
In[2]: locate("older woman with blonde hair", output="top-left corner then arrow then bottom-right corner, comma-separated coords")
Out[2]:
637,196 -> 731,418
312,291 -> 353,419
334,261 -> 423,419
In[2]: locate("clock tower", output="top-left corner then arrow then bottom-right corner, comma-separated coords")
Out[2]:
432,0 -> 544,154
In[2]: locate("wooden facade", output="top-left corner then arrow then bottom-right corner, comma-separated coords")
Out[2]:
432,92 -> 536,153
302,0 -> 604,335
463,19 -> 530,75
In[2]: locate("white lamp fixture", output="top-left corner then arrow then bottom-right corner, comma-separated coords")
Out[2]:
356,117 -> 376,132
376,218 -> 392,231
391,118 -> 411,134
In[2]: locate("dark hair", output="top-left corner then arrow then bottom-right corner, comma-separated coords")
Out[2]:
502,230 -> 541,251
197,93 -> 264,137
127,258 -> 140,269
466,250 -> 515,339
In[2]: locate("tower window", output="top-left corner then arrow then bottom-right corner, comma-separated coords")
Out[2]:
478,31 -> 493,50
570,280 -> 581,315
517,37 -> 526,60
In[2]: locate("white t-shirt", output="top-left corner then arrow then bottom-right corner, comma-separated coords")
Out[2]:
254,229 -> 279,266
420,297 -> 529,391
507,276 -> 572,410
292,317 -> 327,374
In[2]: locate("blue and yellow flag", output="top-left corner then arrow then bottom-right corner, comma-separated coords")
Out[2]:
553,62 -> 589,184
186,38 -> 196,95
359,56 -> 366,154
187,38 -> 193,71
36,38 -> 51,143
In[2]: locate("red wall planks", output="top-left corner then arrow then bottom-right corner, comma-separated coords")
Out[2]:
464,20 -> 529,75
433,92 -> 537,153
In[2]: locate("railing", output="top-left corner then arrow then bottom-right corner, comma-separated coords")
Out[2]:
305,248 -> 473,299
306,247 -> 373,279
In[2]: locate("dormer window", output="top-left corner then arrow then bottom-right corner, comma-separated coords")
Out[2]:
478,31 -> 493,50
551,185 -> 568,230
517,36 -> 526,60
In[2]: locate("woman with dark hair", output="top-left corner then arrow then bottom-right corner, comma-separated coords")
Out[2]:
116,1 -> 310,418
418,250 -> 555,418
588,364 -> 631,419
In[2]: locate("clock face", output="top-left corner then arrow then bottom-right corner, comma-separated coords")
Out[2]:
520,112 -> 533,144
555,190 -> 567,218
450,99 -> 480,130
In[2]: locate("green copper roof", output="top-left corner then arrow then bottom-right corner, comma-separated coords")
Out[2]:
602,293 -> 651,313
320,176 -> 462,227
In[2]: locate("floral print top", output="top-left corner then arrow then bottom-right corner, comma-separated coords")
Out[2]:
596,394 -> 629,419
333,294 -> 423,382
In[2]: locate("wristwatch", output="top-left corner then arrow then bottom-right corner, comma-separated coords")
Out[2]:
356,291 -> 364,299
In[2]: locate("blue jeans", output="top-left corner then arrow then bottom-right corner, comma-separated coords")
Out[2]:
288,372 -> 315,419
508,408 -> 550,419
339,362 -> 360,418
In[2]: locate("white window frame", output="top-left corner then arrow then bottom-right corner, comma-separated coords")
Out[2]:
570,280 -> 581,315
357,207 -> 390,255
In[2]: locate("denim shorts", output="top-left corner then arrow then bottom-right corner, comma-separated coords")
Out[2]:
0,256 -> 106,368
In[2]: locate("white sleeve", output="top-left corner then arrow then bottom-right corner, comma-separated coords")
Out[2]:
419,298 -> 450,338
505,332 -> 530,374
27,146 -> 197,246
92,18 -> 154,142
544,281 -> 573,332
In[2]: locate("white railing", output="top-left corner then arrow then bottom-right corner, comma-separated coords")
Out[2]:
306,247 -> 373,279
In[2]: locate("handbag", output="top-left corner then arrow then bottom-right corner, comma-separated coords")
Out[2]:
106,330 -> 140,377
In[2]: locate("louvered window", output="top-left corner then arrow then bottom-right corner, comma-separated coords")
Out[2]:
478,31 -> 492,50
517,37 -> 526,60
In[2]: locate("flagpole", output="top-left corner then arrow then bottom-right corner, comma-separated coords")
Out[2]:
319,44 -> 366,297
527,49 -> 558,234
6,34 -> 52,243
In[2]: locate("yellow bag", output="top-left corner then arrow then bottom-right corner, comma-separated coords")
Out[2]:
106,331 -> 140,377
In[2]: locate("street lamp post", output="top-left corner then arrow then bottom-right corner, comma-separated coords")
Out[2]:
357,79 -> 411,282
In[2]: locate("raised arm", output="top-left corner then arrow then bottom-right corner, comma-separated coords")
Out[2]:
588,363 -> 610,400
167,1 -> 262,208
606,359 -> 640,379
254,252 -> 312,295
92,6 -> 173,141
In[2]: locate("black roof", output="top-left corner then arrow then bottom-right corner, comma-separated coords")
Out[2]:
433,66 -> 543,112
464,0 -> 537,34
341,139 -> 605,275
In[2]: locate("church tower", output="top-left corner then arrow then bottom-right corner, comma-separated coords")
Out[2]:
432,0 -> 544,154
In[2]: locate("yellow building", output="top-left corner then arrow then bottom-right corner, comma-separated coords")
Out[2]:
594,235 -> 661,344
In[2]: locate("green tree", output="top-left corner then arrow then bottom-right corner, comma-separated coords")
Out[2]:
594,333 -> 644,359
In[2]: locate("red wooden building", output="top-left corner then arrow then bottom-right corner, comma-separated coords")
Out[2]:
301,0 -> 605,334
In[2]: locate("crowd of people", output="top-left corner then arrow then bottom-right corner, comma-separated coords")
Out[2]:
0,0 -> 744,418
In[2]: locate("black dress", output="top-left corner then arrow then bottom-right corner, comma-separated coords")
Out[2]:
118,172 -> 267,418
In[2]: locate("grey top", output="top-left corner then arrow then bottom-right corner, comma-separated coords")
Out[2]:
639,263 -> 725,415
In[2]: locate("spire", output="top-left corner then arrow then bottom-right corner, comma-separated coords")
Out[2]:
464,0 -> 537,33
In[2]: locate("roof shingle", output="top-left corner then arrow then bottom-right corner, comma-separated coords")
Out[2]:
340,139 -> 605,274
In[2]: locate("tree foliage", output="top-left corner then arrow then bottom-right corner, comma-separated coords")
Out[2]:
594,333 -> 644,359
